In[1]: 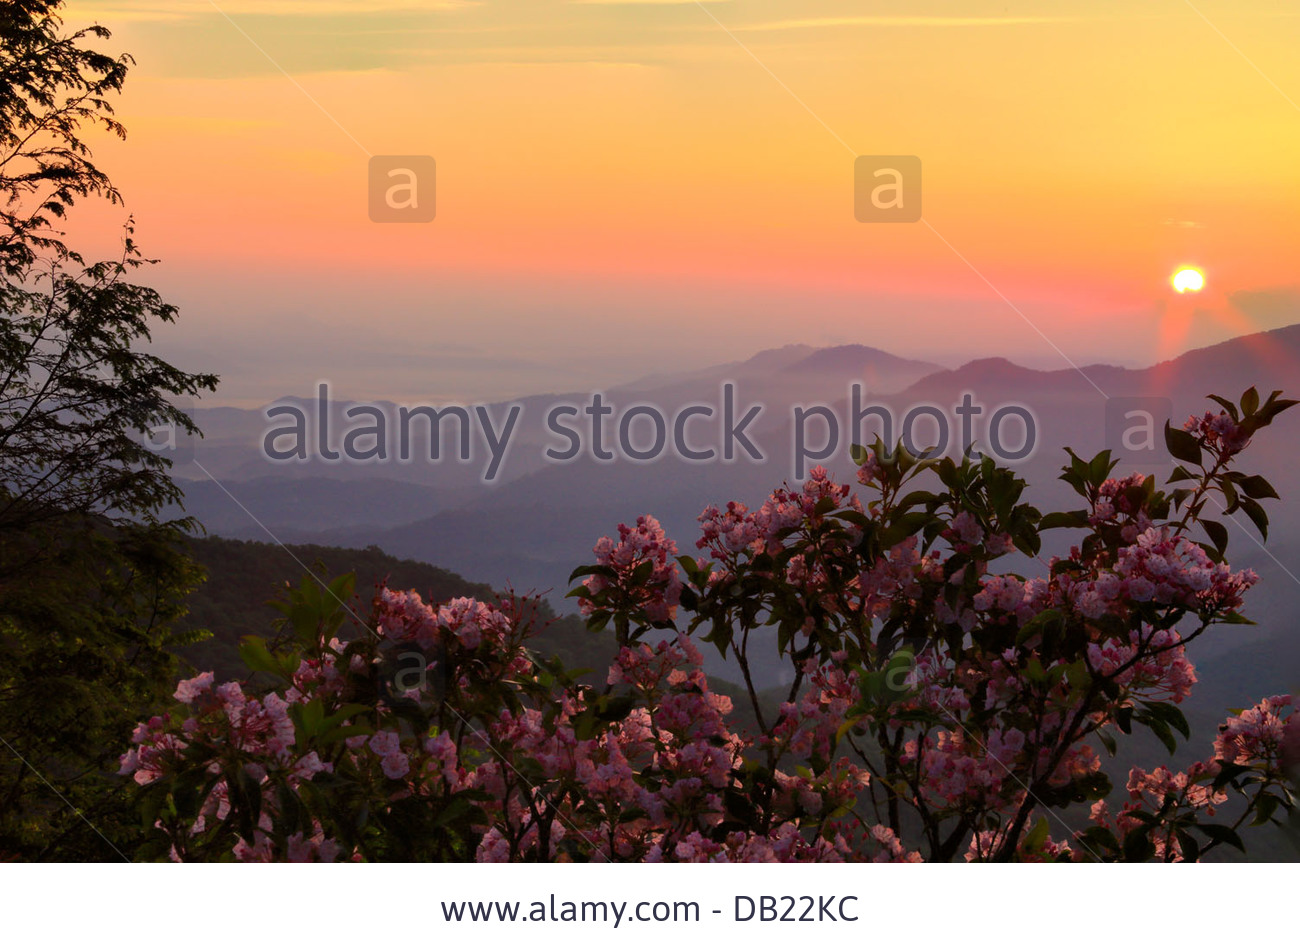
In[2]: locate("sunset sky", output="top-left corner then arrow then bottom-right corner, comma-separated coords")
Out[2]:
60,0 -> 1300,405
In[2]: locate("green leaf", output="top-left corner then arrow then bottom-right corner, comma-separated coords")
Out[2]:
1236,474 -> 1279,500
1123,827 -> 1155,862
1254,793 -> 1282,825
568,564 -> 615,584
1218,610 -> 1255,626
1205,394 -> 1238,421
1077,825 -> 1121,855
1039,510 -> 1089,531
1197,823 -> 1245,852
896,490 -> 939,511
1210,762 -> 1251,791
1164,422 -> 1202,465
1136,710 -> 1178,754
1238,496 -> 1269,540
1022,816 -> 1050,853
1201,519 -> 1228,555
1024,656 -> 1047,684
595,694 -> 635,723
1143,701 -> 1190,740
1257,397 -> 1299,425
238,636 -> 281,678
1176,829 -> 1201,862
1116,706 -> 1133,735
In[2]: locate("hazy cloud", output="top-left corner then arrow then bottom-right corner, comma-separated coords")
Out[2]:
71,1 -> 477,21
736,15 -> 1081,32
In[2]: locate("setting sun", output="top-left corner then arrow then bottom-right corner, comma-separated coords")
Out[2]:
1172,267 -> 1206,294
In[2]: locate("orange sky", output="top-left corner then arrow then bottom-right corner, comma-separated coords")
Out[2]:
59,1 -> 1300,404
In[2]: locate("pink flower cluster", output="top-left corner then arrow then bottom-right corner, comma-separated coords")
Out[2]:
123,399 -> 1299,862
1185,411 -> 1250,458
902,730 -> 1021,810
120,671 -> 349,862
641,822 -> 905,863
1088,473 -> 1154,533
581,515 -> 683,622
1086,763 -> 1227,861
1086,626 -> 1198,703
697,466 -> 859,561
1215,694 -> 1295,767
1062,527 -> 1256,619
964,820 -> 1071,862
376,589 -> 514,654
471,634 -> 754,862
1127,764 -> 1226,816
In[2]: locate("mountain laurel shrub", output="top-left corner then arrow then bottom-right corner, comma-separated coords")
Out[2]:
124,390 -> 1300,861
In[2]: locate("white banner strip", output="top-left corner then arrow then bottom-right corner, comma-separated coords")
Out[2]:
0,862 -> 1263,950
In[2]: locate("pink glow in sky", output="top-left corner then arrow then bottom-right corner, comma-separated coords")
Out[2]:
59,0 -> 1300,405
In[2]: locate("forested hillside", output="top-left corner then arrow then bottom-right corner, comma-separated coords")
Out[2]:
179,536 -> 619,683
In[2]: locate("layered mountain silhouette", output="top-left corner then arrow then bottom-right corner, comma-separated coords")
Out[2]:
174,323 -> 1300,594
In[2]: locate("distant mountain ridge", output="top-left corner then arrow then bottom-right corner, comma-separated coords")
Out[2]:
785,344 -> 942,379
174,323 -> 1300,583
166,338 -> 949,498
234,322 -> 1299,607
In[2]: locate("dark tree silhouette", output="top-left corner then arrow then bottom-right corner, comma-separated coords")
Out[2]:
0,1 -> 217,859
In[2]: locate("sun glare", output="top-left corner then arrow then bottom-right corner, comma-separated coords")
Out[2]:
1172,267 -> 1205,294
